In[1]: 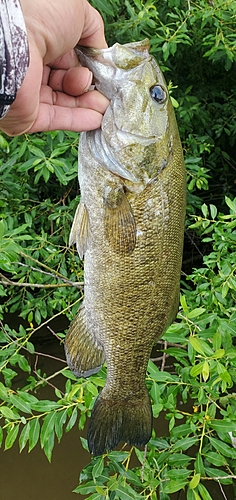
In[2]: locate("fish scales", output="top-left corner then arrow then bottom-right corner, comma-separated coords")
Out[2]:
65,39 -> 186,455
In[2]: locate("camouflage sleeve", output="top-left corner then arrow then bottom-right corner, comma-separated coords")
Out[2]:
0,0 -> 29,119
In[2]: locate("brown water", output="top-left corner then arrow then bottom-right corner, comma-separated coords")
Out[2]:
0,316 -> 234,500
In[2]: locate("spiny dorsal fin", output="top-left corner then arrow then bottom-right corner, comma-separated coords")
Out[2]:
69,201 -> 90,259
103,185 -> 136,255
65,304 -> 105,378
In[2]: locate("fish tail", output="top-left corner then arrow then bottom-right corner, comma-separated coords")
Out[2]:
88,387 -> 152,455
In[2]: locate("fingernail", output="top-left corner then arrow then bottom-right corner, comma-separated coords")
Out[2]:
83,71 -> 93,92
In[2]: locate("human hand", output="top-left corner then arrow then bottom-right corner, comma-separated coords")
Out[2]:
0,0 -> 109,136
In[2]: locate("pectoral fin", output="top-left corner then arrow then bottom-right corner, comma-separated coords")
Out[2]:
65,304 -> 105,378
69,201 -> 89,259
103,186 -> 136,255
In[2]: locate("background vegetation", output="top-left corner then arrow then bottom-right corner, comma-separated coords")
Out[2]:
0,0 -> 235,499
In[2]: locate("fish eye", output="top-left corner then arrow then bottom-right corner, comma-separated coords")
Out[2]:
150,85 -> 166,103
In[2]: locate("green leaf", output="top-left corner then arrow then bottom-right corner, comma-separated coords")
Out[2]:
173,437 -> 199,451
168,453 -> 192,466
28,145 -> 45,158
202,360 -> 210,382
86,381 -> 98,397
188,307 -> 206,319
43,430 -> 55,462
10,394 -> 32,414
204,451 -> 226,467
5,424 -> 19,450
211,349 -> 225,359
61,368 -> 78,381
116,484 -> 143,499
92,457 -> 104,479
28,418 -> 40,452
189,337 -> 212,356
195,452 -> 205,476
73,481 -> 97,495
189,473 -> 200,490
86,494 -> 104,500
209,419 -> 236,434
95,486 -> 105,495
209,437 -> 236,459
209,204 -> 217,219
163,479 -> 188,494
0,406 -> 19,420
0,382 -> 8,400
190,362 -> 204,377
108,451 -> 130,462
225,196 -> 236,212
31,401 -> 60,412
197,483 -> 213,500
55,409 -> 67,442
204,467 -> 233,484
201,203 -> 208,217
40,412 -> 56,448
19,422 -> 30,452
66,407 -> 78,432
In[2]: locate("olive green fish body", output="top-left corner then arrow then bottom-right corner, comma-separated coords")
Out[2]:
65,40 -> 186,455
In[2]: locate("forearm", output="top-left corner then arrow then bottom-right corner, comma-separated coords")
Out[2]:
0,0 -> 29,119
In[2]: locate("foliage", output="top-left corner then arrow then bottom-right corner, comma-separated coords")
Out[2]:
1,1 -> 236,499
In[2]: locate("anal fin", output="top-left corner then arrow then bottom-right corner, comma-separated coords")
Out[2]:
69,201 -> 89,259
65,305 -> 105,378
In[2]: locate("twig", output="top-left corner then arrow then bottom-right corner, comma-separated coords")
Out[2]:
151,354 -> 170,362
33,351 -> 67,364
14,261 -> 83,286
33,356 -> 64,393
203,475 -> 236,481
47,325 -> 66,342
156,339 -> 187,349
218,482 -> 227,500
19,250 -> 81,284
0,278 -> 83,289
0,272 -> 83,289
161,341 -> 168,371
141,445 -> 147,483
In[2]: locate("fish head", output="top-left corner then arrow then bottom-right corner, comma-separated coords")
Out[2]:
76,40 -> 179,186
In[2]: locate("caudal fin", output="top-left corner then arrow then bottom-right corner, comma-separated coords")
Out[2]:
88,388 -> 152,455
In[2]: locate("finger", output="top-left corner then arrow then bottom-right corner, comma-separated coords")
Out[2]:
49,67 -> 93,95
27,104 -> 104,133
80,4 -> 107,49
40,86 -> 109,115
49,49 -> 80,70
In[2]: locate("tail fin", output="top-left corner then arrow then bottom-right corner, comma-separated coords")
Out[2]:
65,304 -> 105,378
88,387 -> 152,455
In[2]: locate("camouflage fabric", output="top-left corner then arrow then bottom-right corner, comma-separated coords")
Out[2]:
0,0 -> 29,118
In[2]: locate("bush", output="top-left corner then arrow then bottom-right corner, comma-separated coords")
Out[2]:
0,1 -> 236,499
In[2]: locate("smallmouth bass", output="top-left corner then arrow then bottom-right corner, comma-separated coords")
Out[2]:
65,39 -> 186,455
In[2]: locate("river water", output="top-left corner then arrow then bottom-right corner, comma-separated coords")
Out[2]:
0,315 -> 234,500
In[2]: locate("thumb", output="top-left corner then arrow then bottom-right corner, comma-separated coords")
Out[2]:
79,3 -> 107,49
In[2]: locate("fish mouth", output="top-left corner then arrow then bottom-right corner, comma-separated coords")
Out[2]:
75,39 -> 152,73
76,39 -> 151,57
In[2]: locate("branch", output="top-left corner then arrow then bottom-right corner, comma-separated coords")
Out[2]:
0,272 -> 83,289
19,250 -> 82,285
14,260 -> 82,286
